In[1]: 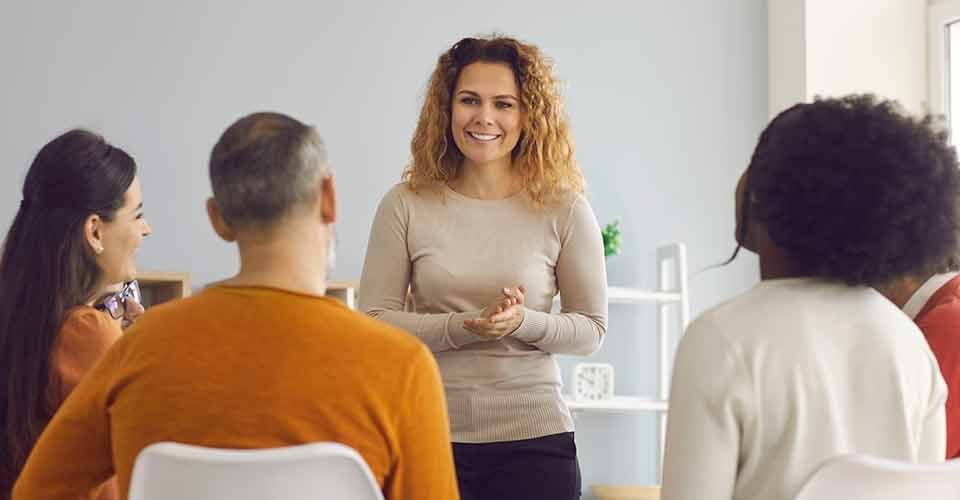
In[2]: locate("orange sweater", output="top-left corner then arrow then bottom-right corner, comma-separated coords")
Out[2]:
50,307 -> 122,500
53,307 -> 121,401
14,286 -> 459,500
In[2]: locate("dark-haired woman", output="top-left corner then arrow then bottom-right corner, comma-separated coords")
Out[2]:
661,95 -> 956,500
360,35 -> 606,500
0,130 -> 150,500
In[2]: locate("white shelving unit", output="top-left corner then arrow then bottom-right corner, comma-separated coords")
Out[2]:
561,242 -> 690,481
325,281 -> 357,309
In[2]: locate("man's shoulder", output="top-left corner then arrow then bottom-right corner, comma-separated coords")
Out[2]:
341,307 -> 427,352
125,287 -> 216,324
124,286 -> 431,364
916,276 -> 960,325
917,297 -> 960,331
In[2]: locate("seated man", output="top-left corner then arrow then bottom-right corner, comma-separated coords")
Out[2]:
13,112 -> 460,500
881,271 -> 960,459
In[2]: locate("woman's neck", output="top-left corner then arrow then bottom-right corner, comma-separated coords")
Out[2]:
878,275 -> 930,308
450,159 -> 520,200
758,253 -> 805,281
754,230 -> 806,281
88,281 -> 120,307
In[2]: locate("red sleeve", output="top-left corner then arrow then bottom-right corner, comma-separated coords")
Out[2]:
917,306 -> 960,459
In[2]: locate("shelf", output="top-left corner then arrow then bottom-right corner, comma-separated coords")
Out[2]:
564,395 -> 668,414
326,280 -> 356,309
137,271 -> 191,307
554,286 -> 682,306
607,286 -> 682,305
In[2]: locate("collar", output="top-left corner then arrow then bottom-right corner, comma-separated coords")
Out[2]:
903,272 -> 960,319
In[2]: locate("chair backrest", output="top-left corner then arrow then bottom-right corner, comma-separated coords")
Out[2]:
793,454 -> 960,500
128,442 -> 385,500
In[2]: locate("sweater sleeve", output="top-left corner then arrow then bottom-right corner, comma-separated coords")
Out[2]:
510,195 -> 608,355
13,334 -> 123,500
661,317 -> 748,500
359,186 -> 484,352
916,307 -> 956,459
387,344 -> 460,500
53,307 -> 122,401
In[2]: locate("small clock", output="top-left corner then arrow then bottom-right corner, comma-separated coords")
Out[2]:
573,362 -> 615,401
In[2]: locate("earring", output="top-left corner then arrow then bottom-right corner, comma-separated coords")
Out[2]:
96,245 -> 103,254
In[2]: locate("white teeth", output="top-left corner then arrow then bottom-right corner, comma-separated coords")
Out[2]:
468,132 -> 499,141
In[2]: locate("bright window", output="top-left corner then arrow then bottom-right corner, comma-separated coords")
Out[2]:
949,21 -> 960,143
930,1 -> 960,147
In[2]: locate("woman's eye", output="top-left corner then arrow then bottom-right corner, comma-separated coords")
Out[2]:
495,101 -> 514,109
136,213 -> 144,220
461,97 -> 479,105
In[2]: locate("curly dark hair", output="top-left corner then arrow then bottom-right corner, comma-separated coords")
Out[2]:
738,94 -> 960,286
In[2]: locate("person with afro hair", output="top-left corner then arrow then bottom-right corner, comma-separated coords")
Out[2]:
661,95 -> 958,500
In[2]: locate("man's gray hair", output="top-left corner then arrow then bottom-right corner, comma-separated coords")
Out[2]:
209,112 -> 330,230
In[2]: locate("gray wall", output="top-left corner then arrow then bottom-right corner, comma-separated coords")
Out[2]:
0,0 -> 766,493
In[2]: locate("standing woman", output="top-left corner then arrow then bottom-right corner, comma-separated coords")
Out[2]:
0,130 -> 150,500
360,35 -> 607,500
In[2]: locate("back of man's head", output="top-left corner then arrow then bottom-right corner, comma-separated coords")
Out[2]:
209,112 -> 328,232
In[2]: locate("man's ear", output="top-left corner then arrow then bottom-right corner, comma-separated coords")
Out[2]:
84,214 -> 104,255
318,175 -> 337,224
206,198 -> 236,242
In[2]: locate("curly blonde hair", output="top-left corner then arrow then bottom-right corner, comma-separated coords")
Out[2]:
404,35 -> 584,205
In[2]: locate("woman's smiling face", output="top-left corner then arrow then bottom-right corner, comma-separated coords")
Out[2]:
450,61 -> 523,170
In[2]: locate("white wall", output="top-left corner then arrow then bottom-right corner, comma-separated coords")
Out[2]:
769,0 -> 927,116
807,0 -> 927,113
0,1 -> 767,493
769,0 -> 807,116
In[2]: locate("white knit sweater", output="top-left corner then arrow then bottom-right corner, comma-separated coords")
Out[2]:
661,278 -> 947,500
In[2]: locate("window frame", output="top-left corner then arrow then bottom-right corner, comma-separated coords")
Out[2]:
929,1 -> 960,121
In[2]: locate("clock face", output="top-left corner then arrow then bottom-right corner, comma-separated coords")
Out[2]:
573,363 -> 614,401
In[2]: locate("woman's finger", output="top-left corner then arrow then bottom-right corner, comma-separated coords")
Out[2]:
491,299 -> 510,317
465,318 -> 510,338
502,285 -> 526,305
489,306 -> 519,323
464,319 -> 486,334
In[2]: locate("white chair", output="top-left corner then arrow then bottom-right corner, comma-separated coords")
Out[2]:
793,454 -> 960,499
128,442 -> 385,500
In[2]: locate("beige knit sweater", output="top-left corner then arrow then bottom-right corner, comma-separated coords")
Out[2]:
359,183 -> 608,443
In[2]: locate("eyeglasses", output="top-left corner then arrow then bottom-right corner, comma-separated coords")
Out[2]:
95,280 -> 141,319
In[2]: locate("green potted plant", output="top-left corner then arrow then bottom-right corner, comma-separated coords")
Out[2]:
601,220 -> 621,258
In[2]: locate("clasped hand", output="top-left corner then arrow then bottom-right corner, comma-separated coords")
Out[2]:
463,285 -> 526,339
122,297 -> 144,329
